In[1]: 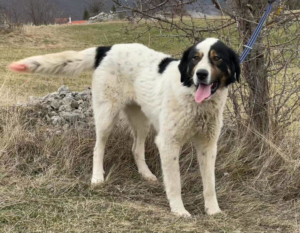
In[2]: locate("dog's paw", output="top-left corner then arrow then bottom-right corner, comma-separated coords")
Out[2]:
138,169 -> 158,182
91,177 -> 104,186
140,172 -> 158,182
205,206 -> 222,215
172,209 -> 191,218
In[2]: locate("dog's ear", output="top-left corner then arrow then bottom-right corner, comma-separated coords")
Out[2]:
227,48 -> 241,85
178,46 -> 194,87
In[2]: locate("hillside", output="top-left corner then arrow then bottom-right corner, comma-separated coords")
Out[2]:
51,0 -> 116,19
0,0 -> 218,21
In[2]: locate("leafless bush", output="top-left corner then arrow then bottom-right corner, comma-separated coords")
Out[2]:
0,4 -> 22,34
0,0 -> 61,26
88,0 -> 106,17
105,0 -> 300,203
24,0 -> 60,25
113,0 -> 300,141
0,0 -> 23,24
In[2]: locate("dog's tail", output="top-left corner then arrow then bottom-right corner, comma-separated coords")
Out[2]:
8,47 -> 111,77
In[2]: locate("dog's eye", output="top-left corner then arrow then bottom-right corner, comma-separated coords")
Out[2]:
193,56 -> 200,60
214,56 -> 221,61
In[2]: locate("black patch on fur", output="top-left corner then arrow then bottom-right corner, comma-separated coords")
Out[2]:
158,57 -> 178,74
209,41 -> 240,86
32,61 -> 40,72
178,45 -> 199,87
95,46 -> 112,68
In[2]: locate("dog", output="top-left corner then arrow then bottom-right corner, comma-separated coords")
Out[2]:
8,38 -> 240,217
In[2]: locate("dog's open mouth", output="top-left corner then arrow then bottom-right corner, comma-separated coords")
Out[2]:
211,82 -> 219,94
195,82 -> 219,104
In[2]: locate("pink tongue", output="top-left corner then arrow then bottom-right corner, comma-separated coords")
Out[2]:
195,84 -> 212,103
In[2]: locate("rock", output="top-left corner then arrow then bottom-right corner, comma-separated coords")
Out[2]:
63,124 -> 69,130
55,130 -> 62,135
46,105 -> 53,111
51,116 -> 63,125
73,110 -> 84,119
44,92 -> 60,101
59,105 -> 72,112
25,85 -> 94,129
65,93 -> 73,98
49,111 -> 58,117
48,99 -> 61,110
70,92 -> 80,101
46,115 -> 51,122
88,12 -> 118,23
71,101 -> 79,109
78,89 -> 91,101
61,97 -> 79,109
80,101 -> 90,110
58,85 -> 70,94
60,112 -> 82,122
85,108 -> 93,117
88,121 -> 95,127
58,85 -> 70,98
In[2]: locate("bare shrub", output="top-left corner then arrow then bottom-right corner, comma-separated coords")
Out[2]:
108,0 -> 300,202
88,0 -> 106,17
24,0 -> 60,25
0,5 -> 22,34
113,0 -> 300,138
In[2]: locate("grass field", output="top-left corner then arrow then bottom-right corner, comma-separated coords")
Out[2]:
0,23 -> 299,232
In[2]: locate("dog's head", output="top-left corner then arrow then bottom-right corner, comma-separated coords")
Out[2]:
178,38 -> 240,104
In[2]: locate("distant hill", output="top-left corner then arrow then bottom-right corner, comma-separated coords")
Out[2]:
0,0 -> 115,21
0,0 -> 218,21
52,0 -> 117,20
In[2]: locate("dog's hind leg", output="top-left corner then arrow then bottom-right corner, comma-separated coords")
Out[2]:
91,101 -> 119,185
124,104 -> 157,181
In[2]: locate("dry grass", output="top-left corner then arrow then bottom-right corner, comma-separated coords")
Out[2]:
0,105 -> 299,232
0,24 -> 299,232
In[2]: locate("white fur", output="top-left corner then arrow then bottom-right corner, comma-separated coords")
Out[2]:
14,48 -> 96,76
10,39 -> 228,217
194,38 -> 219,85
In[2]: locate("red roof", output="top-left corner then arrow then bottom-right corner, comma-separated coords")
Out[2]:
69,20 -> 87,25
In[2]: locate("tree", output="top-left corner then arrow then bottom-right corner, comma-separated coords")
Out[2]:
286,0 -> 300,10
24,0 -> 59,25
83,8 -> 90,20
112,0 -> 300,139
0,0 -> 24,24
118,12 -> 126,20
111,4 -> 117,13
0,4 -> 5,25
89,0 -> 106,17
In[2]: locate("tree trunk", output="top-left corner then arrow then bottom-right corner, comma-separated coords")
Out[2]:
239,0 -> 271,137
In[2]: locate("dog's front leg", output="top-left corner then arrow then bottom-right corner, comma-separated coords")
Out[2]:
195,141 -> 221,215
155,136 -> 190,217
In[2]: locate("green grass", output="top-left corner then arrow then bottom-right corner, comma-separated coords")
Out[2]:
0,23 -> 193,105
57,23 -> 191,54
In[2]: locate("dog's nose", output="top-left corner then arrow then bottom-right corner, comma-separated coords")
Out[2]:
196,69 -> 209,81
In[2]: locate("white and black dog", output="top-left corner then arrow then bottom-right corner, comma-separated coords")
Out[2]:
8,38 -> 240,217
